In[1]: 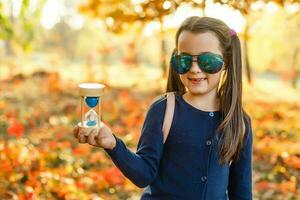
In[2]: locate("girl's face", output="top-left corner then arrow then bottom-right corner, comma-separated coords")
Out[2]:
177,31 -> 224,96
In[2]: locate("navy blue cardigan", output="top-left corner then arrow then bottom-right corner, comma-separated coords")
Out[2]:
105,94 -> 253,200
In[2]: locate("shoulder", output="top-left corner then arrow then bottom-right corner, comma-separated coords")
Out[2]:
148,93 -> 168,113
142,94 -> 169,128
149,92 -> 178,111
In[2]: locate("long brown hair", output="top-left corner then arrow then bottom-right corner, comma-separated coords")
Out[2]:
166,16 -> 246,165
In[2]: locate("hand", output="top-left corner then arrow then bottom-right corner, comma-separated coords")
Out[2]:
73,122 -> 116,150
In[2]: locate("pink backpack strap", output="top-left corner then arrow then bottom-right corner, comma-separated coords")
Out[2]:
162,92 -> 175,144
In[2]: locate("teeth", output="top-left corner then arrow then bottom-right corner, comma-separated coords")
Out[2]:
189,78 -> 206,81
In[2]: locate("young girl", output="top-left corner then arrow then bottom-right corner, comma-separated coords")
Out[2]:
74,16 -> 253,200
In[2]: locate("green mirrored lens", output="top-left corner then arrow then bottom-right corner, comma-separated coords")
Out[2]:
178,55 -> 192,73
198,53 -> 223,74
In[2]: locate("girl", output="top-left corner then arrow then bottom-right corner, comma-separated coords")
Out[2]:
74,16 -> 253,200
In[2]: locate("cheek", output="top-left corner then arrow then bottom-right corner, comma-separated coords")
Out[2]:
207,72 -> 223,85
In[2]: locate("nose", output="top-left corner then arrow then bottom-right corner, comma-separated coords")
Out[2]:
190,56 -> 202,73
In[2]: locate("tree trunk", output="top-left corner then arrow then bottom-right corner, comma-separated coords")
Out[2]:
201,1 -> 206,16
159,20 -> 167,77
4,41 -> 13,56
5,1 -> 14,56
243,19 -> 252,83
291,48 -> 299,88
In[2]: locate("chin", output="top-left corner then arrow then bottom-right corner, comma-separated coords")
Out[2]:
188,87 -> 209,95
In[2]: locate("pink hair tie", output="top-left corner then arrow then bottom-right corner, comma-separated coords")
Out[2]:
229,29 -> 237,36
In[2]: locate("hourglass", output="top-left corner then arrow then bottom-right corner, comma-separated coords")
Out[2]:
78,83 -> 105,134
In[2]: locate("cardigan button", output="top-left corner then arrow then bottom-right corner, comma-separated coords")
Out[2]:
206,140 -> 212,146
209,112 -> 214,117
201,176 -> 207,182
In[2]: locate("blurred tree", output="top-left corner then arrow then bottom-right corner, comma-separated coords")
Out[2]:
47,21 -> 80,59
0,0 -> 46,55
79,0 -> 300,83
291,48 -> 299,88
215,0 -> 254,83
288,10 -> 300,88
248,4 -> 300,89
0,1 -> 14,55
79,0 -> 207,76
216,0 -> 300,84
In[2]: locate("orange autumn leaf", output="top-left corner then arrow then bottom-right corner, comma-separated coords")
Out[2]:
19,192 -> 34,200
277,181 -> 296,193
47,72 -> 61,93
60,141 -> 71,148
2,146 -> 12,156
25,171 -> 40,188
284,156 -> 300,169
75,180 -> 87,189
72,145 -> 90,155
256,180 -> 271,191
122,113 -> 140,127
119,90 -> 130,100
1,160 -> 13,173
0,100 -> 6,109
55,132 -> 64,139
48,141 -> 71,149
48,141 -> 59,149
101,167 -> 125,186
113,124 -> 125,134
89,152 -> 105,163
4,109 -> 18,119
88,171 -> 109,190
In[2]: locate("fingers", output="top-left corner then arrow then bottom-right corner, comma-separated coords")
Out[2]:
73,125 -> 79,138
75,126 -> 103,147
88,129 -> 98,147
78,129 -> 88,143
95,126 -> 104,145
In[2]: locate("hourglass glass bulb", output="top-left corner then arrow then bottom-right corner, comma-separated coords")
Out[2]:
84,109 -> 98,126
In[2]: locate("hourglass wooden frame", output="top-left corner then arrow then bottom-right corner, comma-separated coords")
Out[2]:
78,83 -> 105,134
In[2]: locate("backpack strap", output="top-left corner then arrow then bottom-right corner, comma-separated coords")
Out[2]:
162,92 -> 175,144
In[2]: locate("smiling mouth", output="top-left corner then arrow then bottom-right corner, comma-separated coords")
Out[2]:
188,78 -> 207,83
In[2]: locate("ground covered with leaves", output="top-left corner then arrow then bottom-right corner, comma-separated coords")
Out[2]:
0,72 -> 299,199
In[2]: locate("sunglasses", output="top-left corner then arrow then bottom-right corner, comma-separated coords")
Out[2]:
170,52 -> 224,74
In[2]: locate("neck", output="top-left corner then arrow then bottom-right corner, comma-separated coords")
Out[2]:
183,89 -> 220,112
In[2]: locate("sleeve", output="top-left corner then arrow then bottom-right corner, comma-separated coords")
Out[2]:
228,114 -> 253,200
104,97 -> 166,188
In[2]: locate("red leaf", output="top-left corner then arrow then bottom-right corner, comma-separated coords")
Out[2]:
7,119 -> 24,138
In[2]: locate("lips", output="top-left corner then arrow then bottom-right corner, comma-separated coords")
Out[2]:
188,77 -> 207,85
188,78 -> 207,81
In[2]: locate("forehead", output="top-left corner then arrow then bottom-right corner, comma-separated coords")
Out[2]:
177,31 -> 222,55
